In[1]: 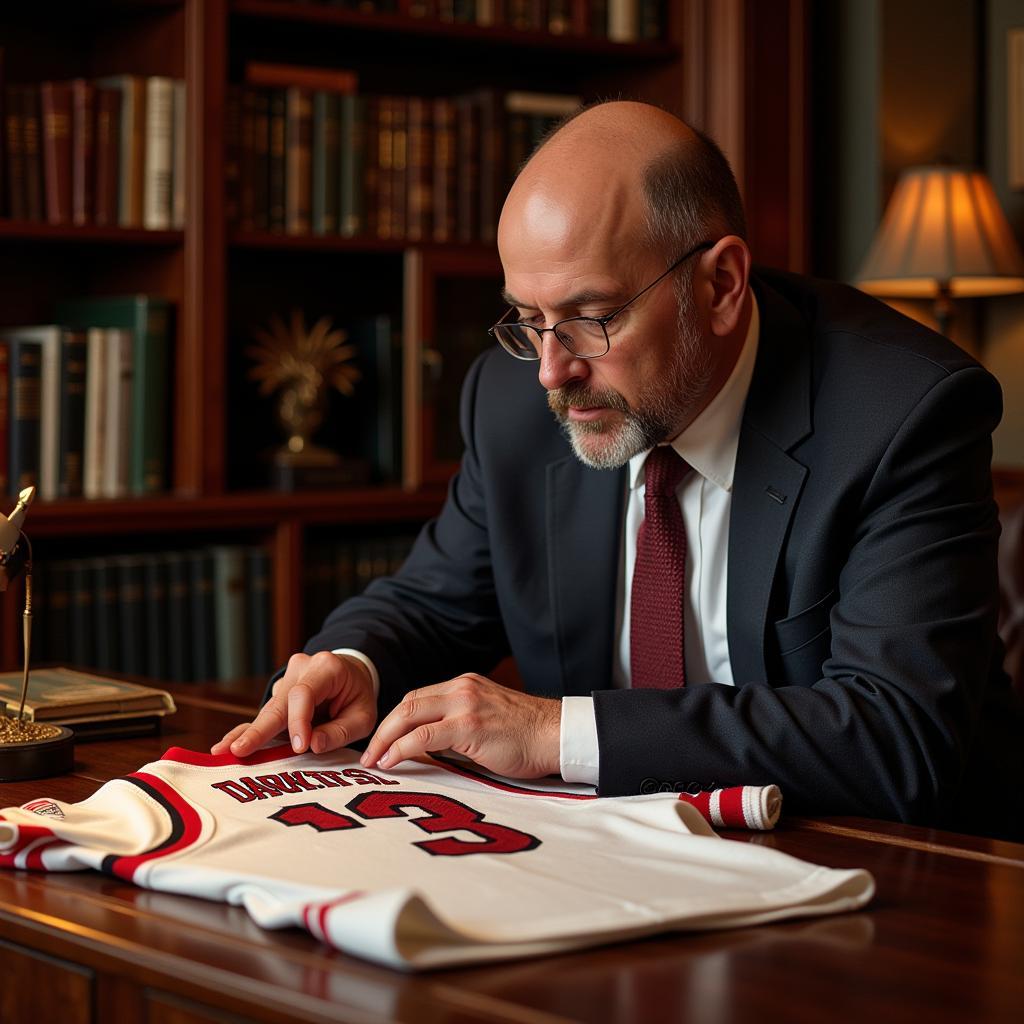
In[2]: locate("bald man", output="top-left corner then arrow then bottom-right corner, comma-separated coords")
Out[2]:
216,102 -> 1023,839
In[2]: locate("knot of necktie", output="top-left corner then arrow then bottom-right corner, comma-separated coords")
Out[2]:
644,446 -> 688,499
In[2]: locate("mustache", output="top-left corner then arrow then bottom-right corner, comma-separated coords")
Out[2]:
546,381 -> 631,418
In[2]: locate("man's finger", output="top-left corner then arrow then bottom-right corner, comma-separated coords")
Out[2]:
361,694 -> 448,767
210,722 -> 249,754
375,718 -> 459,770
229,695 -> 289,755
309,702 -> 374,754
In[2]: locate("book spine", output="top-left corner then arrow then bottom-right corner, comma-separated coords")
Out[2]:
590,0 -> 609,35
570,0 -> 588,34
143,554 -> 170,680
83,327 -> 106,499
312,90 -> 340,235
607,0 -> 637,41
58,329 -> 87,498
455,93 -> 480,243
268,89 -> 286,232
476,89 -> 503,243
131,298 -> 172,496
47,561 -> 73,665
143,76 -> 174,230
41,81 -> 72,225
172,79 -> 186,229
406,96 -> 431,243
7,338 -> 42,493
102,327 -> 132,499
94,87 -> 122,227
244,63 -> 358,94
71,78 -> 95,226
92,558 -> 119,671
164,552 -> 191,682
639,0 -> 662,39
549,0 -> 572,33
432,97 -> 456,243
246,546 -> 273,677
23,85 -> 45,221
375,95 -> 394,239
38,327 -> 61,502
211,545 -> 249,684
251,89 -> 270,232
390,95 -> 408,240
188,549 -> 217,682
338,93 -> 365,237
129,76 -> 146,227
116,556 -> 145,675
69,560 -> 97,669
0,342 -> 7,495
4,86 -> 26,220
285,86 -> 312,235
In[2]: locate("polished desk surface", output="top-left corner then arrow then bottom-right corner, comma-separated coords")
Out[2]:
1,684 -> 1022,1024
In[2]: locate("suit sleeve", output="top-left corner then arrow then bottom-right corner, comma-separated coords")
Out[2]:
593,365 -> 1022,833
303,352 -> 509,714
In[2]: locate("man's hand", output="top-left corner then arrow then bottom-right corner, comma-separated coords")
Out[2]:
211,652 -> 377,758
359,673 -> 561,779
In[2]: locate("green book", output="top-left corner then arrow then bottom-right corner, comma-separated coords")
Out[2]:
312,90 -> 340,235
339,93 -> 365,237
210,544 -> 248,684
55,295 -> 173,496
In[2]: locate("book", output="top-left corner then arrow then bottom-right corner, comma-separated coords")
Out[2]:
103,326 -> 132,499
57,328 -> 87,498
94,86 -> 122,227
143,76 -> 174,230
116,555 -> 145,675
455,92 -> 479,242
285,87 -> 313,235
225,84 -> 242,227
0,667 -> 176,729
22,84 -> 44,221
95,75 -> 146,227
43,562 -> 72,664
4,85 -> 25,220
143,553 -> 170,680
0,325 -> 61,501
267,89 -> 286,232
6,336 -> 42,494
92,557 -> 120,672
349,314 -> 401,483
69,560 -> 96,668
246,546 -> 273,677
188,548 -> 217,682
39,80 -> 73,226
608,0 -> 639,41
312,90 -> 340,235
211,544 -> 248,683
432,96 -> 456,243
338,93 -> 365,237
390,95 -> 408,240
406,96 -> 432,243
82,326 -> 106,499
164,552 -> 191,682
56,295 -> 173,496
71,78 -> 95,226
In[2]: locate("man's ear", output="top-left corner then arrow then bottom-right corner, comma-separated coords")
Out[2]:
701,236 -> 752,338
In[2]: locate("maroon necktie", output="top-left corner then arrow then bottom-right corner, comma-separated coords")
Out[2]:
630,446 -> 689,689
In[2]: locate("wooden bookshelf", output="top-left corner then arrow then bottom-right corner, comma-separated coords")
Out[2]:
0,0 -> 810,687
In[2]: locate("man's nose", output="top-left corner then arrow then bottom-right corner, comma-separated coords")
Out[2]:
537,334 -> 588,392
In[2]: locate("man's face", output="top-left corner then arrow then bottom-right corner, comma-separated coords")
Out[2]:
501,252 -> 714,470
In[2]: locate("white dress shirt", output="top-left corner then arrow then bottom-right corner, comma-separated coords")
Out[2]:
560,296 -> 761,784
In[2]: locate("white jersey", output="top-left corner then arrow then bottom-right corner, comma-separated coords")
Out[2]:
0,744 -> 873,970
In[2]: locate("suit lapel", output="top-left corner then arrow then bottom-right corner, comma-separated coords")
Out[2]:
727,274 -> 813,685
546,456 -> 625,696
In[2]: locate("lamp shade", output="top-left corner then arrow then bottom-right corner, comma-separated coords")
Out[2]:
855,165 -> 1024,298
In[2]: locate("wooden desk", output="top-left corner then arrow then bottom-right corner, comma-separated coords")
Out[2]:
1,687 -> 1022,1024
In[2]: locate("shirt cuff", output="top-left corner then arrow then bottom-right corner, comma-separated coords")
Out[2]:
331,648 -> 380,699
560,695 -> 600,785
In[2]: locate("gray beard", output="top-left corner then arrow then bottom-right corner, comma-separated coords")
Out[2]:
547,301 -> 713,470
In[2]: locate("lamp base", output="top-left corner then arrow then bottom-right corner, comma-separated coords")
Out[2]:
0,720 -> 74,781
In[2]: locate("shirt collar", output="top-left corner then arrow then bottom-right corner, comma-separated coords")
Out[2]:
628,291 -> 760,494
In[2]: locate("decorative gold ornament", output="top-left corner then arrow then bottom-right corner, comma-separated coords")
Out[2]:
247,309 -> 361,457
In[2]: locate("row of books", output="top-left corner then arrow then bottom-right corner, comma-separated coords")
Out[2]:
226,84 -> 579,243
32,546 -> 273,685
1,75 -> 185,229
293,1 -> 666,41
0,296 -> 173,500
303,533 -> 417,636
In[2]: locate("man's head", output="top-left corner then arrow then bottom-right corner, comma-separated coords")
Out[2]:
495,101 -> 752,469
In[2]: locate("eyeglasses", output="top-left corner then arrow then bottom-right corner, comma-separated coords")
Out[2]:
488,240 -> 714,361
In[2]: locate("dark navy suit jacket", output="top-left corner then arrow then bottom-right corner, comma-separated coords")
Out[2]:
303,267 -> 1024,840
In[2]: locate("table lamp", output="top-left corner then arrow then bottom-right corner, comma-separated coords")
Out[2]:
855,164 -> 1024,336
0,487 -> 75,780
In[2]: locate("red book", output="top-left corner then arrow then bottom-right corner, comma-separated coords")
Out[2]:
405,96 -> 433,243
40,80 -> 73,225
94,87 -> 121,227
72,78 -> 95,226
